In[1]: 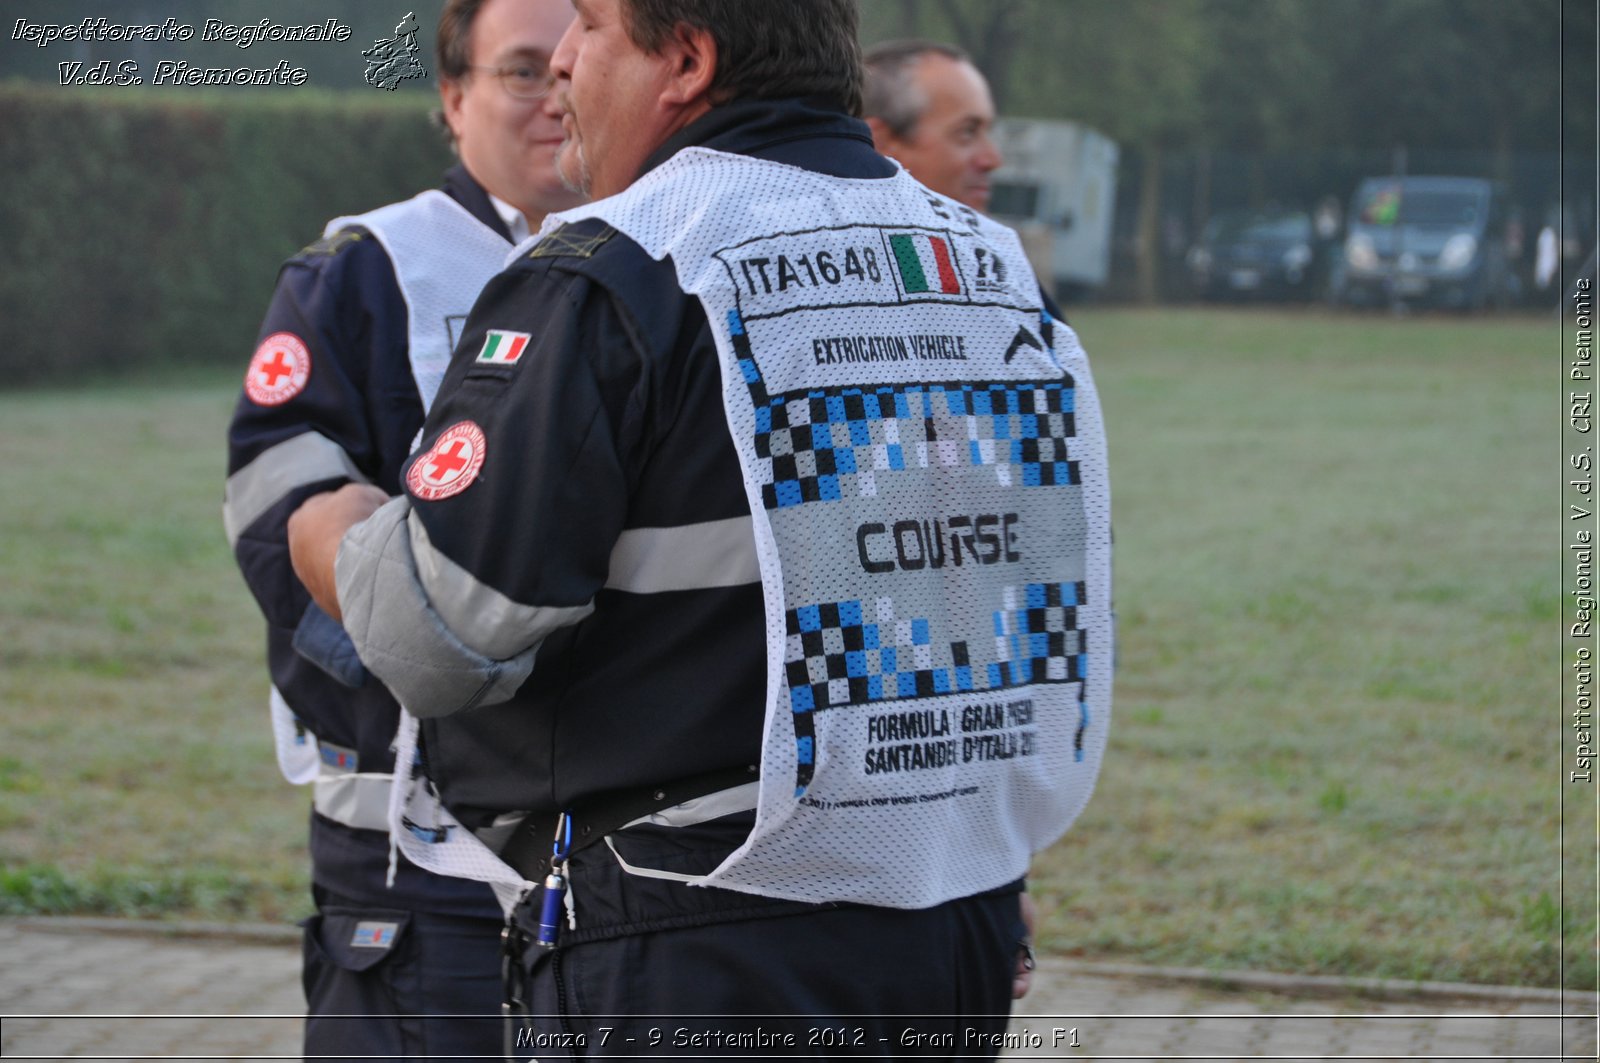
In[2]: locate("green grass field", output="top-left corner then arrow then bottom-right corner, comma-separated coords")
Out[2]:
0,308 -> 1591,989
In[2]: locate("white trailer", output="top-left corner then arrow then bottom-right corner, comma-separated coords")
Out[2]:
987,118 -> 1120,300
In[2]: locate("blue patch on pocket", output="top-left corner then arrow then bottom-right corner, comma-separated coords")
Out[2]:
350,921 -> 398,949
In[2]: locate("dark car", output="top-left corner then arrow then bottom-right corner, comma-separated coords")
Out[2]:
1332,176 -> 1518,310
1186,209 -> 1317,301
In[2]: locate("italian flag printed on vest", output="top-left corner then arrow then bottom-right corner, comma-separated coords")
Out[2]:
889,232 -> 964,295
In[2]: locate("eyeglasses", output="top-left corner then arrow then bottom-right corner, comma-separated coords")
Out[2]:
468,63 -> 556,100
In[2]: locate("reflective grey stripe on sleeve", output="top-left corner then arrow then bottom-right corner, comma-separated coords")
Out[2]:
335,497 -> 591,717
604,516 -> 759,594
406,515 -> 595,660
224,432 -> 370,547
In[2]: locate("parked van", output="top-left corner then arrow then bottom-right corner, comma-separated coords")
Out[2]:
986,119 -> 1119,301
1332,176 -> 1518,310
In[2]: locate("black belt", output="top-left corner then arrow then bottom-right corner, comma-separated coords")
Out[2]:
498,764 -> 759,881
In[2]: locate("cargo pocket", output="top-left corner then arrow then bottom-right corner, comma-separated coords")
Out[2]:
300,907 -> 417,1060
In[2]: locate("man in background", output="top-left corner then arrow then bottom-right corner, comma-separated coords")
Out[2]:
863,39 -> 1004,213
222,0 -> 580,1057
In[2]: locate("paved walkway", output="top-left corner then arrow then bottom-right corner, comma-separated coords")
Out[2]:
0,918 -> 1594,1061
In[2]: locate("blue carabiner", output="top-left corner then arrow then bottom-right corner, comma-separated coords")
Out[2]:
536,812 -> 572,949
551,811 -> 572,864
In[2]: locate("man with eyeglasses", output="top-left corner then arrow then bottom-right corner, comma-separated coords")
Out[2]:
223,1 -> 580,1058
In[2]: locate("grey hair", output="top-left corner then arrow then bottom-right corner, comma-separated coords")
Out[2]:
861,38 -> 970,138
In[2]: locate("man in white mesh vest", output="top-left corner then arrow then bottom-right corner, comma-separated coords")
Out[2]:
289,0 -> 1111,1054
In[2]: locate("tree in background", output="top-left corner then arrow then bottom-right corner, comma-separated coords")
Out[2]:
1,0 -> 1587,321
859,0 -> 1579,303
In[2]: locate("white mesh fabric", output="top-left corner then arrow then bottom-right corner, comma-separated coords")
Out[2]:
542,150 -> 1112,908
268,685 -> 320,785
386,708 -> 534,917
325,190 -> 510,412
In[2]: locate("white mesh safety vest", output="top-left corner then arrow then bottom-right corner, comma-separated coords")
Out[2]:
388,710 -> 534,915
324,189 -> 513,411
269,686 -> 320,785
269,193 -> 510,800
535,149 -> 1115,909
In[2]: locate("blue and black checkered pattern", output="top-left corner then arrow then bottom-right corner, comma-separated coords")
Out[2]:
727,312 -> 1077,512
784,583 -> 1089,790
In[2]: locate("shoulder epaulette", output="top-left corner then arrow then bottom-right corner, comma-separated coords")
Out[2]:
529,223 -> 617,260
295,229 -> 368,260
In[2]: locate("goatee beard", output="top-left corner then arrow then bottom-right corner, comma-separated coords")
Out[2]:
555,137 -> 591,197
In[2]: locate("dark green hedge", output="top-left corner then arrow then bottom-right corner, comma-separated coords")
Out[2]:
0,81 -> 454,384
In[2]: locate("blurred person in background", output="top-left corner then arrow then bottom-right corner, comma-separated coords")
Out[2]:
863,38 -> 1004,214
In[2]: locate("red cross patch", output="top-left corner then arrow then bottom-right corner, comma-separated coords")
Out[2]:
407,421 -> 487,501
245,332 -> 311,406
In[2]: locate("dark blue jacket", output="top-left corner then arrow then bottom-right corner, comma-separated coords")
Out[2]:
416,100 -> 896,829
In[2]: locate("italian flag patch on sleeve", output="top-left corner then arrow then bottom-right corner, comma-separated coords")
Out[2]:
475,329 -> 531,365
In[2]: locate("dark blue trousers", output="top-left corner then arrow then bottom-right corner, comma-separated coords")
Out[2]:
510,890 -> 1024,1060
301,885 -> 505,1061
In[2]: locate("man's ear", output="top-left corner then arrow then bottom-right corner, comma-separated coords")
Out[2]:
439,78 -> 465,139
865,115 -> 895,154
660,22 -> 717,105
